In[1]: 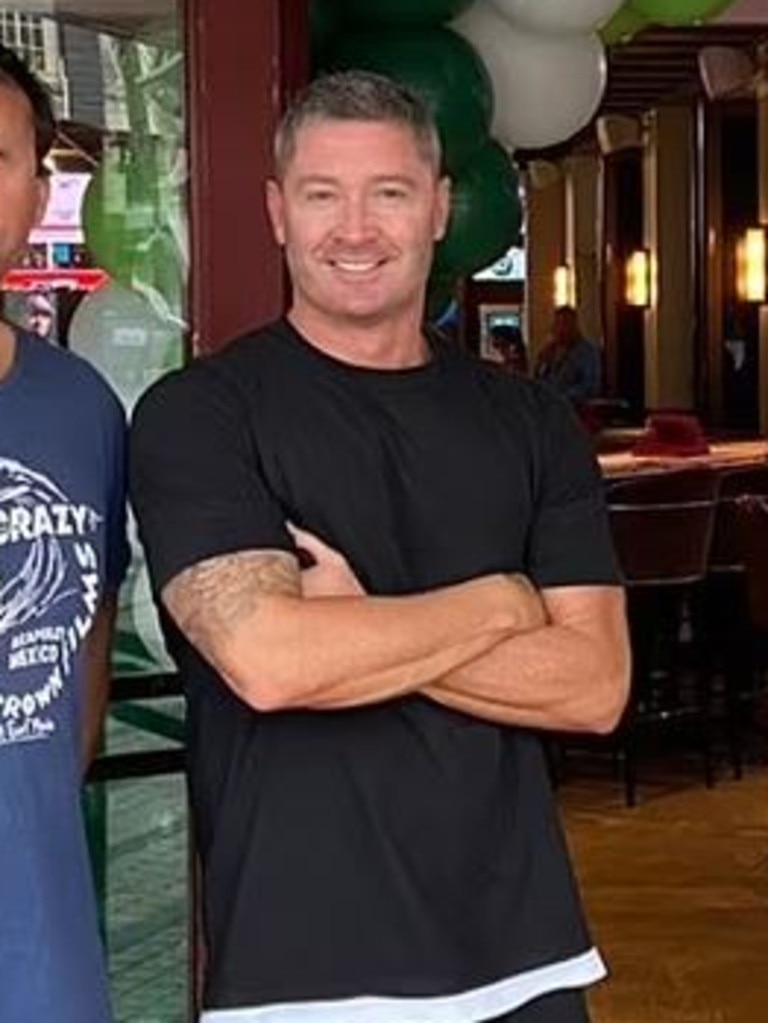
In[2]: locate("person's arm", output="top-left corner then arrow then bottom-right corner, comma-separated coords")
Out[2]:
424,584 -> 629,733
285,527 -> 628,732
162,548 -> 545,713
81,596 -> 118,768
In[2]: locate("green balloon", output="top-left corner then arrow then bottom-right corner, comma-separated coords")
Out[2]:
630,0 -> 734,25
435,139 -> 521,279
339,0 -> 475,28
310,0 -> 344,71
325,28 -> 493,173
82,160 -> 135,286
600,4 -> 649,45
426,272 -> 457,323
83,150 -> 182,311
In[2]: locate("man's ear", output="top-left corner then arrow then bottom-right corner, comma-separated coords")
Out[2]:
265,178 -> 286,246
433,175 -> 451,242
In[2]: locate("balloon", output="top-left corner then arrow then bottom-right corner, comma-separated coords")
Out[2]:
489,0 -> 624,36
325,28 -> 493,173
630,0 -> 735,25
435,139 -> 521,278
338,0 -> 475,28
82,148 -> 160,286
426,272 -> 458,322
83,148 -> 186,320
453,5 -> 606,150
600,3 -> 649,44
67,282 -> 182,412
310,0 -> 344,70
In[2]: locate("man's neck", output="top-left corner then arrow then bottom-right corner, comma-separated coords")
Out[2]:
0,321 -> 17,383
288,306 -> 429,371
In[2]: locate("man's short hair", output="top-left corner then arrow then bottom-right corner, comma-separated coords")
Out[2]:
0,43 -> 56,176
274,70 -> 442,180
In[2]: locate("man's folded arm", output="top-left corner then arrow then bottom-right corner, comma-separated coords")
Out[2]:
423,584 -> 630,734
162,549 -> 545,712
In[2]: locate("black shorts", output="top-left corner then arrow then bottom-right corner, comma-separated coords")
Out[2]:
489,986 -> 591,1023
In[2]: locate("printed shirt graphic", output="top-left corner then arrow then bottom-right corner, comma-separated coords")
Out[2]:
1,331 -> 128,1023
0,456 -> 102,748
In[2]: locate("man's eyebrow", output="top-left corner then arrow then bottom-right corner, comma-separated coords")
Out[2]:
293,174 -> 339,187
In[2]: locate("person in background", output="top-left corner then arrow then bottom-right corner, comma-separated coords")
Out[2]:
130,71 -> 629,1023
25,290 -> 55,340
488,322 -> 529,375
0,42 -> 129,1023
534,305 -> 602,405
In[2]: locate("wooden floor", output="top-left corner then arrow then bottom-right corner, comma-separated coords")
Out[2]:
561,760 -> 768,1023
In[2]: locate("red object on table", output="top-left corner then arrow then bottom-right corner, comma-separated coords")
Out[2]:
632,412 -> 710,457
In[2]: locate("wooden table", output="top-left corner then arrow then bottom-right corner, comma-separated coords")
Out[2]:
599,438 -> 768,480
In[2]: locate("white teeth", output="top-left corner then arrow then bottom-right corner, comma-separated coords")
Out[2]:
334,260 -> 379,273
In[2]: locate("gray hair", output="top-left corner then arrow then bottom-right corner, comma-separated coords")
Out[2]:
274,70 -> 442,179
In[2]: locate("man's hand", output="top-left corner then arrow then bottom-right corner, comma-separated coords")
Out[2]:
288,524 -> 365,598
288,525 -> 547,635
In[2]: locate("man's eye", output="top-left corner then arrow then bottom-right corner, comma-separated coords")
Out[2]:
377,187 -> 408,200
305,189 -> 335,202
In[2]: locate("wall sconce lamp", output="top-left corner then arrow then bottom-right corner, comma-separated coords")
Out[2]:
553,264 -> 575,308
735,227 -> 767,304
625,248 -> 652,308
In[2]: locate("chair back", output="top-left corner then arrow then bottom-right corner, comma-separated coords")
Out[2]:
608,469 -> 719,586
739,496 -> 768,631
710,464 -> 768,571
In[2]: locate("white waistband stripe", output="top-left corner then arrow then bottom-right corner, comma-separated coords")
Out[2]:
201,947 -> 606,1023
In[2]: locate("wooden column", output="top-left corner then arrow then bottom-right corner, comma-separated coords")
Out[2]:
564,152 -> 602,346
758,46 -> 768,434
185,0 -> 309,355
524,166 -> 566,359
644,105 -> 696,410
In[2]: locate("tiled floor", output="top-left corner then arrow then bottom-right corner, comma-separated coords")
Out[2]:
99,707 -> 189,1023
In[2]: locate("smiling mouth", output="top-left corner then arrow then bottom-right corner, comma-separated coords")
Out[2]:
330,258 -> 386,274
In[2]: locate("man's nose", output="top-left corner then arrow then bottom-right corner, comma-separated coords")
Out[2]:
335,195 -> 377,243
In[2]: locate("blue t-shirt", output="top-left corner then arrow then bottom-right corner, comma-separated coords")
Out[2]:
0,330 -> 129,1023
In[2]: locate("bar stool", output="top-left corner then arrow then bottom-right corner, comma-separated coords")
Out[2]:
706,464 -> 768,776
607,468 -> 719,806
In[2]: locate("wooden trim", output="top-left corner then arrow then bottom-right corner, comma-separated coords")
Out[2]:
184,0 -> 309,355
703,102 -> 724,425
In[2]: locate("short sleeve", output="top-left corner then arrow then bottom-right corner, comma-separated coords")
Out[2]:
527,391 -> 619,588
129,364 -> 291,595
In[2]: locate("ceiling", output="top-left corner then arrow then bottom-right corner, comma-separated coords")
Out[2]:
601,21 -> 768,115
5,2 -> 768,121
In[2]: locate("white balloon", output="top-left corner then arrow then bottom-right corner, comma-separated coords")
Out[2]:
489,0 -> 624,36
452,5 -> 607,150
67,281 -> 182,413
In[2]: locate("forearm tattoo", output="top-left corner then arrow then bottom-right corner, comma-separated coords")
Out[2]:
163,550 -> 300,653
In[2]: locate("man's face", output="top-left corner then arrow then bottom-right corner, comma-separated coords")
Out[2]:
28,306 -> 53,338
266,118 -> 450,330
0,82 -> 49,280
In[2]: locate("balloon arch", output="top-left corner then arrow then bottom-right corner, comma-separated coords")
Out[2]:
81,1 -> 740,318
307,0 -> 738,311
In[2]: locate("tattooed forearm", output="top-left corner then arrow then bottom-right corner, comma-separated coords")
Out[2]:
163,550 -> 300,654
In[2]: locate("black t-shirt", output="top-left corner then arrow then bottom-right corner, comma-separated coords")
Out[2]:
130,319 -> 619,1016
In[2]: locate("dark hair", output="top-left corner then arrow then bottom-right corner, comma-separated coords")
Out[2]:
274,70 -> 441,179
490,323 -> 528,373
490,323 -> 524,348
0,43 -> 56,176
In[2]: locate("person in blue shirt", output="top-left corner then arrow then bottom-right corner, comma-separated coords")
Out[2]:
0,43 -> 129,1023
534,306 -> 602,405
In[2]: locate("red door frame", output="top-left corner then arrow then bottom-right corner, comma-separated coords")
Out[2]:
184,0 -> 309,355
